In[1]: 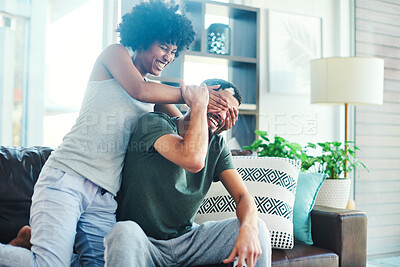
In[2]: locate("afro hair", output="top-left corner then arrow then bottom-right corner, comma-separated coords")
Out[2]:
202,78 -> 242,106
116,0 -> 195,58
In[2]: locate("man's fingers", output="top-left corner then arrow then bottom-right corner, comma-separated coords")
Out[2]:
236,254 -> 246,267
207,107 -> 223,113
225,115 -> 231,130
229,108 -> 236,125
247,254 -> 255,267
233,107 -> 239,122
228,107 -> 238,125
222,248 -> 237,264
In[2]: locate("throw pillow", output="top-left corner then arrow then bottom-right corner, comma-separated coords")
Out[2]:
195,156 -> 300,249
293,172 -> 327,245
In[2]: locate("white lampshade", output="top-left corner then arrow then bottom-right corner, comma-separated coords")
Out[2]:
311,57 -> 384,105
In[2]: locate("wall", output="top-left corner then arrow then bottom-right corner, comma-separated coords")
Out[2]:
354,0 -> 400,257
230,0 -> 352,145
1,0 -> 349,146
121,0 -> 348,145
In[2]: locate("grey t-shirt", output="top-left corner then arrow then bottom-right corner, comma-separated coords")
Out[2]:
46,79 -> 154,195
117,112 -> 234,240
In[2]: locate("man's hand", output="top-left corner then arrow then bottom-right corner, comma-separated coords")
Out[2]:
214,105 -> 239,134
223,223 -> 262,267
180,80 -> 209,110
219,169 -> 263,267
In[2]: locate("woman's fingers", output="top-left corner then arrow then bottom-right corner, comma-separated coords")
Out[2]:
208,89 -> 229,110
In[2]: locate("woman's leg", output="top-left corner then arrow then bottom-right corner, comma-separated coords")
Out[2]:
74,189 -> 117,266
0,166 -> 98,267
30,166 -> 100,267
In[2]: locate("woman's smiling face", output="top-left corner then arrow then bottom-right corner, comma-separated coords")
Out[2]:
134,41 -> 177,77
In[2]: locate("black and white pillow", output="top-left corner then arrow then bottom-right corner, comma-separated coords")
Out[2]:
196,156 -> 300,249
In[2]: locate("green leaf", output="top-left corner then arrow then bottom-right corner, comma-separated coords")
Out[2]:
258,150 -> 268,157
306,142 -> 316,149
288,142 -> 302,151
246,131 -> 368,179
333,141 -> 341,147
255,130 -> 267,136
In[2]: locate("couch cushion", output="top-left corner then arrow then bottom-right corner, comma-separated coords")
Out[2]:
293,172 -> 326,245
195,156 -> 300,249
272,243 -> 338,267
0,146 -> 53,243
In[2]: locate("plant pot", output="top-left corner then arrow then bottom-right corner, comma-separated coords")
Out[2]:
315,178 -> 351,209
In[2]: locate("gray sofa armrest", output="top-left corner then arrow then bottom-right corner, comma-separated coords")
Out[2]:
311,205 -> 367,267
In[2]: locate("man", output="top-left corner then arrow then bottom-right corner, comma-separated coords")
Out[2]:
104,79 -> 271,267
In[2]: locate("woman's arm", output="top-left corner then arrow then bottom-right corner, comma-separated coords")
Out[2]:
154,104 -> 183,118
94,44 -> 184,104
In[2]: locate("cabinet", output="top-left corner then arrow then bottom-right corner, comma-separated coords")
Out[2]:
149,0 -> 259,148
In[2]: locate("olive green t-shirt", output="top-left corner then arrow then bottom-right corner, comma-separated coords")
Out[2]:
117,112 -> 234,240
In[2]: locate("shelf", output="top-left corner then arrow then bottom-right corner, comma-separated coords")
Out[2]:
185,1 -> 203,52
157,0 -> 259,147
187,0 -> 259,13
186,51 -> 256,63
239,104 -> 257,111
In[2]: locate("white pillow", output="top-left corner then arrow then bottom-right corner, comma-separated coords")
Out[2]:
196,156 -> 300,249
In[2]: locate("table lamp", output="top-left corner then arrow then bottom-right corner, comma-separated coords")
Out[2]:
310,57 -> 384,176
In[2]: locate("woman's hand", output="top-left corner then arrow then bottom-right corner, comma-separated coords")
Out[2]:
207,86 -> 229,113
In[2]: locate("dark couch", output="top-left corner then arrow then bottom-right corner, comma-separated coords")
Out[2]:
0,146 -> 367,266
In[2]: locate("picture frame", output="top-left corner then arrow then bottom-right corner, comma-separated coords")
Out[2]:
268,11 -> 322,95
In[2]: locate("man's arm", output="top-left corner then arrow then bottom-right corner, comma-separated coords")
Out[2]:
153,83 -> 209,173
219,169 -> 262,267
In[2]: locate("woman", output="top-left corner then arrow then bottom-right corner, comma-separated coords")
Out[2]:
0,1 -> 237,266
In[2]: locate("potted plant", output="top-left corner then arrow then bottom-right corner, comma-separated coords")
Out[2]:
243,131 -> 368,209
242,130 -> 309,170
303,141 -> 368,209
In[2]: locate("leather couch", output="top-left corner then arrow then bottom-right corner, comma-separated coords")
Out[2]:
0,146 -> 367,267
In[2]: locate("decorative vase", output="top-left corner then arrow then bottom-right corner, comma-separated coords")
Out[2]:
315,178 -> 351,209
207,23 -> 231,55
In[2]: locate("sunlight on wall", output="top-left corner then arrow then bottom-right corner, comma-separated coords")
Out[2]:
184,55 -> 229,85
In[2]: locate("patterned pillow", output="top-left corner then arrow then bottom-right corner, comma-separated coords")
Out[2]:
195,156 -> 300,249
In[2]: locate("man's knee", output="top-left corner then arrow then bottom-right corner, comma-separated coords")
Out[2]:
105,221 -> 145,245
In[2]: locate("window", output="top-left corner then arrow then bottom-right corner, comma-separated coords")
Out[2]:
44,0 -> 104,147
0,12 -> 29,146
